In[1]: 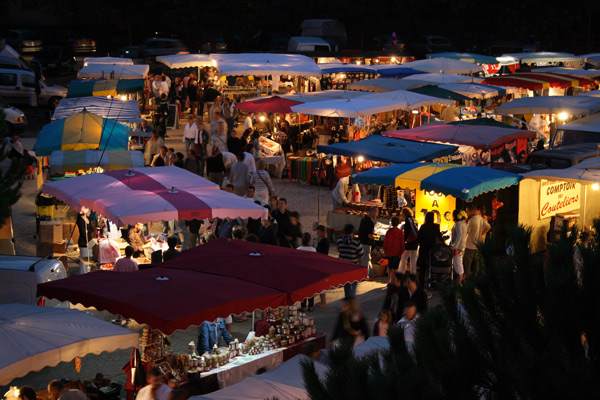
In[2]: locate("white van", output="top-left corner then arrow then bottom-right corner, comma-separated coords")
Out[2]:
0,255 -> 67,305
0,67 -> 67,108
299,19 -> 347,50
288,36 -> 332,53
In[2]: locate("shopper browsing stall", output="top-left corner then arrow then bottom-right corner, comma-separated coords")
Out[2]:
199,318 -> 232,354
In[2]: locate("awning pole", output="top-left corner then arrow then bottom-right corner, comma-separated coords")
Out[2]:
583,184 -> 588,231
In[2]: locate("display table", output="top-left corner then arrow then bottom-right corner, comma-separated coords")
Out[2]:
327,211 -> 391,232
192,333 -> 326,393
260,155 -> 286,178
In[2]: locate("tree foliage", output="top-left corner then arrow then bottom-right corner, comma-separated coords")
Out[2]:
303,223 -> 600,399
0,111 -> 25,228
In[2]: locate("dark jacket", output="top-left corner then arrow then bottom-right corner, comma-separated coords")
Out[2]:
259,223 -> 278,246
206,153 -> 226,173
417,222 -> 443,268
402,287 -> 428,315
331,312 -> 370,343
358,215 -> 375,245
316,237 -> 330,255
272,209 -> 291,247
382,283 -> 405,323
403,217 -> 419,251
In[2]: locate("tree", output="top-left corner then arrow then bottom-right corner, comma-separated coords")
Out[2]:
0,110 -> 25,229
302,223 -> 600,399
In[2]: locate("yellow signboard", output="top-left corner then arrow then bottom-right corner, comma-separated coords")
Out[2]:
415,190 -> 455,232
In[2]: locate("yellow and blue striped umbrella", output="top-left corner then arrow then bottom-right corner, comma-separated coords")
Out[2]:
34,109 -> 129,156
67,79 -> 144,98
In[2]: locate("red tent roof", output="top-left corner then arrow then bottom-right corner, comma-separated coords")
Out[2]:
482,72 -> 591,91
37,267 -> 287,335
235,96 -> 303,114
37,240 -> 366,334
158,239 -> 365,304
384,123 -> 536,149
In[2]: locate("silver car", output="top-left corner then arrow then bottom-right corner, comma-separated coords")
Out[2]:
0,97 -> 27,134
0,67 -> 66,108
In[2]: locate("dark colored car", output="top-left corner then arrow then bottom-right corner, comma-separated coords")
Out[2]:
31,49 -> 77,76
5,29 -> 43,54
43,32 -> 96,55
410,35 -> 453,58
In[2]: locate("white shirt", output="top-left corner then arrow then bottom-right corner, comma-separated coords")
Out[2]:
183,122 -> 199,142
243,195 -> 266,206
136,384 -> 172,400
242,152 -> 257,173
58,389 -> 87,400
221,151 -> 237,168
158,81 -> 169,98
244,116 -> 253,131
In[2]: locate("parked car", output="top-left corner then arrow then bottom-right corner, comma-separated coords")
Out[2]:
43,31 -> 97,55
5,29 -> 43,54
410,35 -> 453,57
0,67 -> 67,108
31,48 -> 77,76
0,97 -> 27,134
288,36 -> 332,52
526,143 -> 600,170
0,255 -> 67,306
299,19 -> 347,50
141,37 -> 187,60
251,33 -> 290,52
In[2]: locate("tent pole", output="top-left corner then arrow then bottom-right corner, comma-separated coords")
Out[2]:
583,185 -> 588,231
252,311 -> 255,332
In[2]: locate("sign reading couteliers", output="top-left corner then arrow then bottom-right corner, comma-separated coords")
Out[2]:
539,180 -> 580,219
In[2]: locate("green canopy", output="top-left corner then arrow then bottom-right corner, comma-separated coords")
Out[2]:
409,85 -> 471,101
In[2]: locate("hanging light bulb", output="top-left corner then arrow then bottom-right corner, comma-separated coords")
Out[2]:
592,183 -> 599,191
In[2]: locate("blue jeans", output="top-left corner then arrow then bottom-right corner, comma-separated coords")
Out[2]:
344,281 -> 357,298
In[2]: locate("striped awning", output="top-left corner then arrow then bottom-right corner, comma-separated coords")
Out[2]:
482,72 -> 592,91
67,79 -> 144,98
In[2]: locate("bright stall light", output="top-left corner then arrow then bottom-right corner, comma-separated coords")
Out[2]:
121,95 -> 127,101
593,183 -> 599,191
558,112 -> 568,121
259,115 -> 265,122
356,61 -> 361,65
411,109 -> 420,114
391,57 -> 397,63
357,156 -> 364,162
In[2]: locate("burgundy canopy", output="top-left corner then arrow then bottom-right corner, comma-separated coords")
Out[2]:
158,239 -> 366,304
235,96 -> 303,114
38,240 -> 366,334
37,267 -> 287,335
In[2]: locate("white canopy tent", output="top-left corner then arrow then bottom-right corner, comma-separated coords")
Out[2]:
210,53 -> 322,77
192,355 -> 329,400
77,64 -> 149,79
360,89 -> 453,108
347,78 -> 433,92
317,62 -> 379,74
281,89 -> 368,103
502,52 -> 583,64
396,57 -> 483,74
581,53 -> 600,67
0,44 -> 21,59
52,96 -> 142,122
557,113 -> 600,133
495,96 -> 600,115
402,72 -> 483,85
291,98 -> 409,117
157,53 -> 214,69
0,303 -> 138,385
439,82 -> 520,99
536,67 -> 600,78
83,57 -> 133,67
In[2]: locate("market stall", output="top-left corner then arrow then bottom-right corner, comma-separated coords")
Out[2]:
427,52 -> 499,65
519,160 -> 600,253
374,65 -> 427,78
318,63 -> 379,90
347,78 -> 432,92
77,64 -> 150,80
34,109 -> 130,157
66,78 -> 145,98
438,82 -> 520,99
0,303 -> 138,385
83,57 -> 134,67
49,150 -> 144,175
397,57 -> 484,74
52,96 -> 142,123
37,239 -> 365,392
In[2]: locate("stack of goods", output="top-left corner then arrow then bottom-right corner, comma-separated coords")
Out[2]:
139,326 -> 164,363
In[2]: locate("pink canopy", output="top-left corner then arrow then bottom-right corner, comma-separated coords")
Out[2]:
42,166 -> 267,225
384,123 -> 536,149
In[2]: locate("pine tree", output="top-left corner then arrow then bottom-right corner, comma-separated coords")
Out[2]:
0,110 -> 25,229
303,223 -> 600,399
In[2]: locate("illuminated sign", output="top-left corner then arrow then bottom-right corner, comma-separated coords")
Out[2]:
539,180 -> 580,219
415,190 -> 455,232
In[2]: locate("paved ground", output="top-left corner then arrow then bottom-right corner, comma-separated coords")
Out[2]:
2,110 -> 440,393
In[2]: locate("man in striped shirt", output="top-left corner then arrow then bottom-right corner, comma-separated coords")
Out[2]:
337,223 -> 364,298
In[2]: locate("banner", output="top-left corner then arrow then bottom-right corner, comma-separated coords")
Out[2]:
539,180 -> 580,219
415,190 -> 455,232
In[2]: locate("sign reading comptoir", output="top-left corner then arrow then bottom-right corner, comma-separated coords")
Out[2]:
539,180 -> 580,219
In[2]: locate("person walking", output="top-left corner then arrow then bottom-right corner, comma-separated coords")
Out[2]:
228,153 -> 251,196
383,216 -> 405,284
337,223 -> 364,298
463,204 -> 490,276
358,207 -> 378,279
182,116 -> 199,154
399,207 -> 419,274
206,147 -> 226,186
450,210 -> 468,284
417,212 -> 443,286
315,224 -> 330,307
331,297 -> 369,347
249,162 -> 275,204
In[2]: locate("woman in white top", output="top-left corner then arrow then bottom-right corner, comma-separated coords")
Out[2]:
182,116 -> 198,154
249,162 -> 275,204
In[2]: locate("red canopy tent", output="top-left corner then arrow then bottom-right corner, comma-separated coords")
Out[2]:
157,239 -> 366,304
482,72 -> 592,91
37,240 -> 366,334
235,96 -> 303,114
37,267 -> 287,335
384,123 -> 536,149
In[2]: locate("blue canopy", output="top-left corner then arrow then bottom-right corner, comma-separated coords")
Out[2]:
316,135 -> 458,163
354,162 -> 522,200
376,67 -> 428,78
